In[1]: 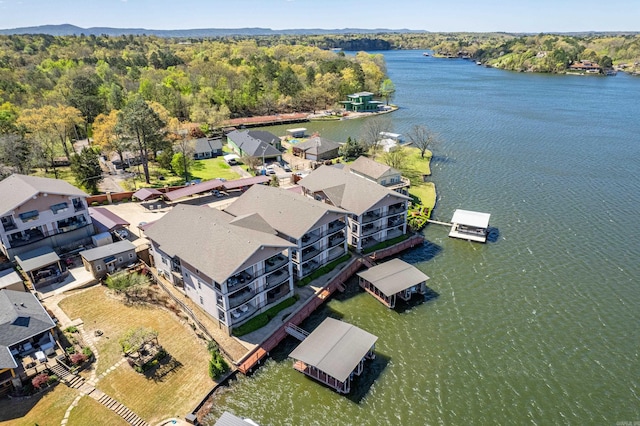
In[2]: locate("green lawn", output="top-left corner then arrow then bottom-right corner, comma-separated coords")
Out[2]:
190,157 -> 241,181
33,167 -> 77,186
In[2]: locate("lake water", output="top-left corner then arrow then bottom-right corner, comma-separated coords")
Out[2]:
205,51 -> 640,425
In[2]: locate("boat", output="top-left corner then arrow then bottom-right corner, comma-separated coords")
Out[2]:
476,61 -> 482,65
422,52 -> 430,57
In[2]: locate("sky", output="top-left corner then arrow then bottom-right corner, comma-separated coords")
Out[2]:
0,0 -> 638,33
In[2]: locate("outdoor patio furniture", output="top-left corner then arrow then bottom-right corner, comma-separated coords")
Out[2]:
35,351 -> 46,363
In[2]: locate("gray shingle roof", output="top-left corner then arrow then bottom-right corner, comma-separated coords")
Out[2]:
226,130 -> 281,158
80,241 -> 136,262
193,138 -> 223,154
0,289 -> 56,348
357,258 -> 430,297
298,165 -> 409,216
348,156 -> 399,180
0,269 -> 22,290
289,318 -> 377,383
225,185 -> 348,240
294,137 -> 341,156
144,204 -> 294,284
0,174 -> 88,216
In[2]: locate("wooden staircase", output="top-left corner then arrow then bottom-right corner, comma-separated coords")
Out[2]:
48,361 -> 85,389
96,392 -> 149,426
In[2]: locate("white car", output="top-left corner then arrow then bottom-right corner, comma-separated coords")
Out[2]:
115,229 -> 129,240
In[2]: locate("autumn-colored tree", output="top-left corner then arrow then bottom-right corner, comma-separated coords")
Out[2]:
93,110 -> 131,167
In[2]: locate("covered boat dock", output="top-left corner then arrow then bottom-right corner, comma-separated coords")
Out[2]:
448,209 -> 491,243
357,258 -> 429,308
289,317 -> 377,394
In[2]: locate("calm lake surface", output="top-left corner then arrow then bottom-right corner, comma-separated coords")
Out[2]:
206,50 -> 640,425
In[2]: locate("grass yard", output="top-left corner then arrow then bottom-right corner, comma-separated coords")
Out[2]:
190,157 -> 241,181
33,167 -> 77,186
59,286 -> 213,424
67,395 -> 129,426
0,385 -> 77,426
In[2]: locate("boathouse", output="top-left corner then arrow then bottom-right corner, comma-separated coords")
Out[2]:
357,258 -> 429,308
289,318 -> 377,394
448,209 -> 491,243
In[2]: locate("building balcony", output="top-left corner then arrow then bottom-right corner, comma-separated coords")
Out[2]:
266,282 -> 290,305
386,203 -> 407,216
327,220 -> 346,234
228,286 -> 256,309
301,245 -> 321,262
300,231 -> 322,248
328,232 -> 345,248
230,302 -> 257,324
301,259 -> 320,277
226,270 -> 253,290
327,245 -> 346,261
386,226 -> 405,240
362,223 -> 381,236
387,216 -> 406,227
265,254 -> 288,273
361,236 -> 380,250
265,267 -> 290,290
56,216 -> 89,233
361,210 -> 381,224
2,221 -> 17,232
385,177 -> 411,191
8,228 -> 47,248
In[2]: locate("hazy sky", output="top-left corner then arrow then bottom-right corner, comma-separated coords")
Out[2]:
0,0 -> 638,32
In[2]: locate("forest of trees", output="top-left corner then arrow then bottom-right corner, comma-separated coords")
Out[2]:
0,34 -> 390,186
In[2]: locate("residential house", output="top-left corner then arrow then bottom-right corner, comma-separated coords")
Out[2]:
0,289 -> 59,397
299,165 -> 410,252
225,185 -> 348,280
80,241 -> 137,279
289,318 -> 377,394
568,60 -> 602,74
340,91 -> 384,112
192,138 -> 223,160
0,174 -> 93,261
225,130 -> 282,164
347,156 -> 410,195
144,204 -> 295,335
292,137 -> 341,161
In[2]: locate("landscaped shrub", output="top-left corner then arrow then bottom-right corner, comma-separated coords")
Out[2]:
105,271 -> 148,293
82,346 -> 93,358
90,201 -> 99,207
32,373 -> 49,389
208,349 -> 228,380
47,375 -> 58,385
65,346 -> 76,355
65,326 -> 78,333
70,353 -> 88,365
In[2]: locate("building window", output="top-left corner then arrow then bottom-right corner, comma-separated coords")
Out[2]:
161,257 -> 168,265
96,264 -> 102,271
128,253 -> 134,259
50,202 -> 68,214
198,281 -> 201,289
118,257 -> 123,263
199,296 -> 204,305
19,210 -> 39,222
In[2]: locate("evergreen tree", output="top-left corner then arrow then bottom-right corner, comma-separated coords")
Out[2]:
71,147 -> 103,194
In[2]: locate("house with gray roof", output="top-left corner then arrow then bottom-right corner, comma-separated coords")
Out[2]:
225,185 -> 348,280
0,289 -> 58,396
292,137 -> 341,161
289,318 -> 377,394
226,130 -> 282,163
347,156 -> 410,195
80,240 -> 137,279
298,165 -> 410,252
144,204 -> 295,335
192,138 -> 223,159
0,174 -> 93,260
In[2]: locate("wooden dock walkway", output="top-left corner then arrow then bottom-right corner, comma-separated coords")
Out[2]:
426,219 -> 453,227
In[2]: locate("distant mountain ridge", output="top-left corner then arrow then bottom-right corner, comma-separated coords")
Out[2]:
0,24 -> 428,37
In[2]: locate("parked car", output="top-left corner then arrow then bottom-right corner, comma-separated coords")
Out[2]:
265,166 -> 276,175
283,164 -> 292,172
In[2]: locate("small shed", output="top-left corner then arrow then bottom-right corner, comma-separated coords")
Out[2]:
357,258 -> 429,308
91,232 -> 113,247
289,318 -> 377,394
80,241 -> 137,279
449,209 -> 491,243
132,188 -> 163,202
0,269 -> 25,292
